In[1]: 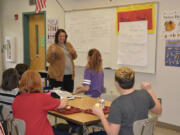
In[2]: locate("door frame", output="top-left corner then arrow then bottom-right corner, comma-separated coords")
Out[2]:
22,11 -> 46,69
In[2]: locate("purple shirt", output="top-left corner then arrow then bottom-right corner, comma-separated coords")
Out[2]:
83,69 -> 104,98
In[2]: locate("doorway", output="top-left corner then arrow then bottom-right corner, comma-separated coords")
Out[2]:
23,11 -> 46,70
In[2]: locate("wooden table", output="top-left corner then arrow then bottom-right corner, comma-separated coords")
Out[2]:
48,96 -> 111,134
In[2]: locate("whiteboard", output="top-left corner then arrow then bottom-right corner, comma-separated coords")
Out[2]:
65,3 -> 158,74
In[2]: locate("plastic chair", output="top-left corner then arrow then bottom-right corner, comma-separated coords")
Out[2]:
133,116 -> 157,135
0,104 -> 10,121
9,118 -> 26,135
0,104 -> 26,135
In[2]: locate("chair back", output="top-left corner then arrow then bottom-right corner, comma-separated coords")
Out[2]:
0,104 -> 11,121
9,118 -> 26,135
133,117 -> 157,135
0,104 -> 26,135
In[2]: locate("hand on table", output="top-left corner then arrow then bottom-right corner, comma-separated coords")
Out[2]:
75,86 -> 82,93
60,97 -> 68,109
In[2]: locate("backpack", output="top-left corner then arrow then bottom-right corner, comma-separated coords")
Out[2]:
0,104 -> 26,135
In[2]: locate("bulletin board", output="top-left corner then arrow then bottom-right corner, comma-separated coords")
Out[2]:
65,2 -> 158,74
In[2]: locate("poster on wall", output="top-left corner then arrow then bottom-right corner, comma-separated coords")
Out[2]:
47,19 -> 59,45
165,40 -> 180,67
5,36 -> 16,62
163,10 -> 180,40
117,21 -> 148,67
116,3 -> 155,34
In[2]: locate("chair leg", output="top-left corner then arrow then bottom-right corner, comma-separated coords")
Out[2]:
68,127 -> 72,133
140,125 -> 145,135
54,117 -> 57,124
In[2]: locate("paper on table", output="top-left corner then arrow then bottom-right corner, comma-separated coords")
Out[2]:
52,90 -> 73,98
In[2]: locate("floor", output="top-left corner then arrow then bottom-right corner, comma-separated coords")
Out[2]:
48,115 -> 180,135
154,126 -> 180,135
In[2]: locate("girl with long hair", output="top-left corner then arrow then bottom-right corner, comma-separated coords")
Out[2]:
75,49 -> 104,98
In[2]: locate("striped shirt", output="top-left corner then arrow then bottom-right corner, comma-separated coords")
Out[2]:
83,69 -> 104,98
0,88 -> 18,113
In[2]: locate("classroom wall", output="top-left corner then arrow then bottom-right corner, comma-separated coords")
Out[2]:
0,0 -> 3,83
0,0 -> 65,69
64,0 -> 180,126
0,0 -> 180,127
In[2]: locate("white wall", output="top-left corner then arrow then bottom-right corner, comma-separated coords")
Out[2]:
66,0 -> 180,126
1,0 -> 65,69
1,0 -> 180,126
0,0 -> 3,83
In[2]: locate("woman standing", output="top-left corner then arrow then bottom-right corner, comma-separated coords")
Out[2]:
47,29 -> 77,92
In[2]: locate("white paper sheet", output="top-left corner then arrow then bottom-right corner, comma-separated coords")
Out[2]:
117,21 -> 148,66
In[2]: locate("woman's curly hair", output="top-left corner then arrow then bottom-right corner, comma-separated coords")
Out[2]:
86,48 -> 102,72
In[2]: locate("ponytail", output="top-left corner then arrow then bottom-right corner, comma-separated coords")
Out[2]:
87,49 -> 102,72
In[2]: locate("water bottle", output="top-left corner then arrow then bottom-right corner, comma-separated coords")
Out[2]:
98,99 -> 105,109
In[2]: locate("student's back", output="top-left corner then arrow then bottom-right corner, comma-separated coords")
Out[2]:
84,69 -> 104,97
13,93 -> 59,135
108,90 -> 155,135
92,67 -> 162,135
12,70 -> 68,135
75,48 -> 104,98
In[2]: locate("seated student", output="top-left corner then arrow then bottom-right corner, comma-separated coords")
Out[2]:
75,48 -> 104,98
15,63 -> 29,80
92,67 -> 162,135
12,70 -> 68,135
0,68 -> 19,113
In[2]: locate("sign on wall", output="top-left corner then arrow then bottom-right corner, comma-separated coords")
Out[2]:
5,36 -> 16,62
47,19 -> 59,45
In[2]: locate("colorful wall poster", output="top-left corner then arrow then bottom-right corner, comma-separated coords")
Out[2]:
165,40 -> 180,67
116,3 -> 155,34
163,11 -> 180,40
47,19 -> 59,45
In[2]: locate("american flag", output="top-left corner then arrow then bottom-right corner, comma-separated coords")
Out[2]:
35,0 -> 46,14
